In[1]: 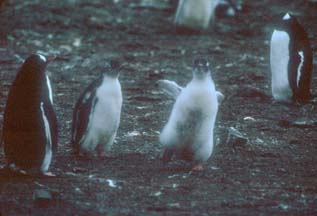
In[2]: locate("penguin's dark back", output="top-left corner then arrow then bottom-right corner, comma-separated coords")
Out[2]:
3,58 -> 49,129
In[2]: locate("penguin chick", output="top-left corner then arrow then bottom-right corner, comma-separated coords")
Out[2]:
71,60 -> 122,158
159,58 -> 221,171
270,13 -> 313,103
174,0 -> 220,31
2,54 -> 58,176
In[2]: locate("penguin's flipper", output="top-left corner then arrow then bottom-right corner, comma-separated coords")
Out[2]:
157,79 -> 183,99
71,78 -> 101,151
43,102 -> 58,153
216,91 -> 225,104
290,50 -> 313,103
72,94 -> 97,152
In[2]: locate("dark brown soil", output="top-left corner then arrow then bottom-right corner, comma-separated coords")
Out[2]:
0,0 -> 317,215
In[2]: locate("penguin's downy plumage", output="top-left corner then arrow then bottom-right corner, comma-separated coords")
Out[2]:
159,58 -> 222,170
270,13 -> 313,103
2,54 -> 58,175
71,60 -> 122,157
174,0 -> 220,30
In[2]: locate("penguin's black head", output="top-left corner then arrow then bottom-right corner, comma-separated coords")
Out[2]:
273,13 -> 300,33
192,57 -> 210,79
22,54 -> 54,74
103,60 -> 120,78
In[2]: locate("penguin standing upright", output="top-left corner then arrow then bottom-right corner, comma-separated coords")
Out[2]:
270,13 -> 313,103
174,0 -> 220,31
159,58 -> 223,171
2,54 -> 58,175
71,60 -> 122,157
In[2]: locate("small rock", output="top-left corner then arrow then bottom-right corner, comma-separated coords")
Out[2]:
278,119 -> 317,128
106,179 -> 117,188
72,167 -> 87,173
151,191 -> 162,197
292,119 -> 317,128
243,116 -> 256,121
33,189 -> 52,207
226,127 -> 248,147
168,203 -> 180,208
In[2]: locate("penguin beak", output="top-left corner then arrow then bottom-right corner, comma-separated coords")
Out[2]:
46,55 -> 56,63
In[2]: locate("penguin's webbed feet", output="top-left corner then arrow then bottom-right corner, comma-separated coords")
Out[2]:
97,151 -> 112,158
192,163 -> 204,171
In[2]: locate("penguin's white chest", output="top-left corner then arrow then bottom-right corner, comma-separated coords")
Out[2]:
270,29 -> 292,101
92,80 -> 122,136
40,102 -> 52,173
175,0 -> 219,29
160,78 -> 218,162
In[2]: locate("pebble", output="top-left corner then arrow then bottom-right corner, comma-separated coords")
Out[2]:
33,189 -> 52,207
226,127 -> 248,148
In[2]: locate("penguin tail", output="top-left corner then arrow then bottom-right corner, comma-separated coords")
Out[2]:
70,140 -> 80,156
294,91 -> 314,104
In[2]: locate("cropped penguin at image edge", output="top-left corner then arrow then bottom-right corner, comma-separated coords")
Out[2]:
159,58 -> 224,171
1,54 -> 58,176
71,60 -> 122,158
270,12 -> 313,103
174,0 -> 220,31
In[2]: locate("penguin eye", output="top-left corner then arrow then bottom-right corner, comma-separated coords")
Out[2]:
110,60 -> 120,69
193,58 -> 209,67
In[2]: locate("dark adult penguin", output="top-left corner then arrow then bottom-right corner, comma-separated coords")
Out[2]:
159,58 -> 223,171
270,13 -> 313,103
1,54 -> 58,175
71,60 -> 122,157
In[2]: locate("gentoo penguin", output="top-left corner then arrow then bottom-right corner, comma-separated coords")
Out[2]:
174,0 -> 220,31
270,13 -> 313,103
159,58 -> 223,171
71,60 -> 122,157
1,54 -> 58,175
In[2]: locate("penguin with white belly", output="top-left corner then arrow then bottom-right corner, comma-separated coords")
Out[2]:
2,54 -> 58,176
71,60 -> 122,158
270,13 -> 313,103
159,58 -> 223,171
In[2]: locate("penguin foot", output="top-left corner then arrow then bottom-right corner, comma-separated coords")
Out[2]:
42,172 -> 56,177
97,151 -> 112,158
192,163 -> 204,171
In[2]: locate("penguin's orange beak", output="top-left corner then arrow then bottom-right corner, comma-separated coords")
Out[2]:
46,56 -> 56,63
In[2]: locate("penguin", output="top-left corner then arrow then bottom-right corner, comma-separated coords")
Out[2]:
174,0 -> 220,31
270,13 -> 313,103
1,54 -> 58,175
71,60 -> 122,157
159,58 -> 223,171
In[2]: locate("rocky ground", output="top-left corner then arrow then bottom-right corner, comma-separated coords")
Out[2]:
0,0 -> 317,215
